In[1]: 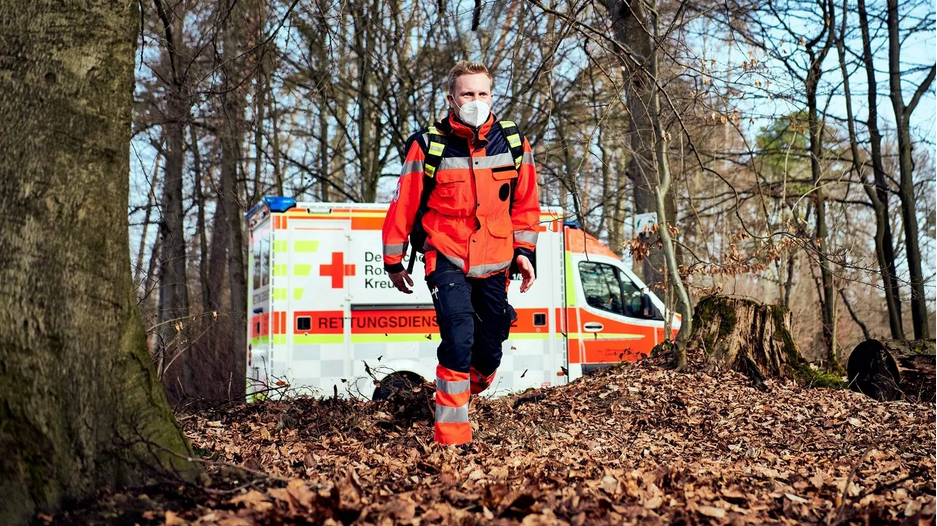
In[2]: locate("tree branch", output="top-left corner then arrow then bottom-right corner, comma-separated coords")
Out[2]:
906,64 -> 936,117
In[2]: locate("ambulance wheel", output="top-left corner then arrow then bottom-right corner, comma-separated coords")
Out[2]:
373,372 -> 422,401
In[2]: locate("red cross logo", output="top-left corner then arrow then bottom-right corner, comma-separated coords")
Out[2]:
320,252 -> 356,288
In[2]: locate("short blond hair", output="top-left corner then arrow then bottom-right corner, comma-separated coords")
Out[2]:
447,61 -> 493,94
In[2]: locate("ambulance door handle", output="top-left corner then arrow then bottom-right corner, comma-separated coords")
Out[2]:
583,322 -> 604,332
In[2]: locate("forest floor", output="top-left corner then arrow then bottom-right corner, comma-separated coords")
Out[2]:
42,355 -> 934,525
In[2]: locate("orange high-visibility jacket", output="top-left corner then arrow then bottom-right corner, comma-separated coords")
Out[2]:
382,113 -> 540,278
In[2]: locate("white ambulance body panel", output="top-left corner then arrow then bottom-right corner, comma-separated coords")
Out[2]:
246,201 -> 568,400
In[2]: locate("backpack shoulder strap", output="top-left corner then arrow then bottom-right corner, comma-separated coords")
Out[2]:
496,120 -> 525,170
405,125 -> 447,274
496,120 -> 526,214
423,124 -> 448,180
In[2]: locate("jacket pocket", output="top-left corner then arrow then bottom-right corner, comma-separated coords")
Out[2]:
491,166 -> 518,179
487,214 -> 512,238
435,171 -> 467,197
430,171 -> 471,215
501,303 -> 517,341
487,168 -> 516,237
492,168 -> 518,200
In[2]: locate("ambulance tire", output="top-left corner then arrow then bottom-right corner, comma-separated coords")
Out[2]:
372,372 -> 423,401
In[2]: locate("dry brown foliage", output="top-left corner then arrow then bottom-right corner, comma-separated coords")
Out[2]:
43,359 -> 934,525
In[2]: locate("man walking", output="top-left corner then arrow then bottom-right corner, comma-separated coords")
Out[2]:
381,61 -> 540,446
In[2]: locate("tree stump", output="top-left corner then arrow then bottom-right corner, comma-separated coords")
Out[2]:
847,339 -> 936,403
686,296 -> 842,390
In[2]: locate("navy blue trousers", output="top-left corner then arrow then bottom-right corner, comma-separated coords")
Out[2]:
426,256 -> 515,375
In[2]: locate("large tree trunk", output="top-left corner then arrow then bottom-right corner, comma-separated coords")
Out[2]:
0,1 -> 196,523
219,0 -> 248,401
847,339 -> 935,403
686,296 -> 842,390
886,0 -> 934,340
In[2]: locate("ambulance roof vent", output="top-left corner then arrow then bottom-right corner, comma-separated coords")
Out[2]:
264,196 -> 296,213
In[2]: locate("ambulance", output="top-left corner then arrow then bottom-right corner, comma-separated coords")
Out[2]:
246,197 -> 679,400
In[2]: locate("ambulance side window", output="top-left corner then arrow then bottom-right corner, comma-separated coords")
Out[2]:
579,262 -> 624,316
618,272 -> 664,321
252,243 -> 262,290
618,273 -> 643,318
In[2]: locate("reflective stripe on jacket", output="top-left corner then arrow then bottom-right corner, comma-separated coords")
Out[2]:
382,113 -> 540,278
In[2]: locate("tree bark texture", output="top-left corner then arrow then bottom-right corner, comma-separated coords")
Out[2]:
0,1 -> 196,523
847,339 -> 935,403
219,0 -> 248,401
886,0 -> 933,340
686,296 -> 843,390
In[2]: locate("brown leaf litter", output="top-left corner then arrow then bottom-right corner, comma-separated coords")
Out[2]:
44,360 -> 934,525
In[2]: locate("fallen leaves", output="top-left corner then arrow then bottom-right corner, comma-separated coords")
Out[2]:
43,360 -> 935,525
228,490 -> 272,512
697,504 -> 727,518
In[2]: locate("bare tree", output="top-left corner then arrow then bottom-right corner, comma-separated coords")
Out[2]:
885,0 -> 935,340
841,0 -> 904,339
152,0 -> 194,396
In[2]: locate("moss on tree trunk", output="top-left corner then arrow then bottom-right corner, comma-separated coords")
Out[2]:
688,296 -> 846,390
0,1 -> 197,524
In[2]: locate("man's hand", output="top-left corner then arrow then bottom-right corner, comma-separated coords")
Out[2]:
516,255 -> 535,293
389,269 -> 414,294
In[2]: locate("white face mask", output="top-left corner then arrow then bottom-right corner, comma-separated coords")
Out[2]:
454,99 -> 490,128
